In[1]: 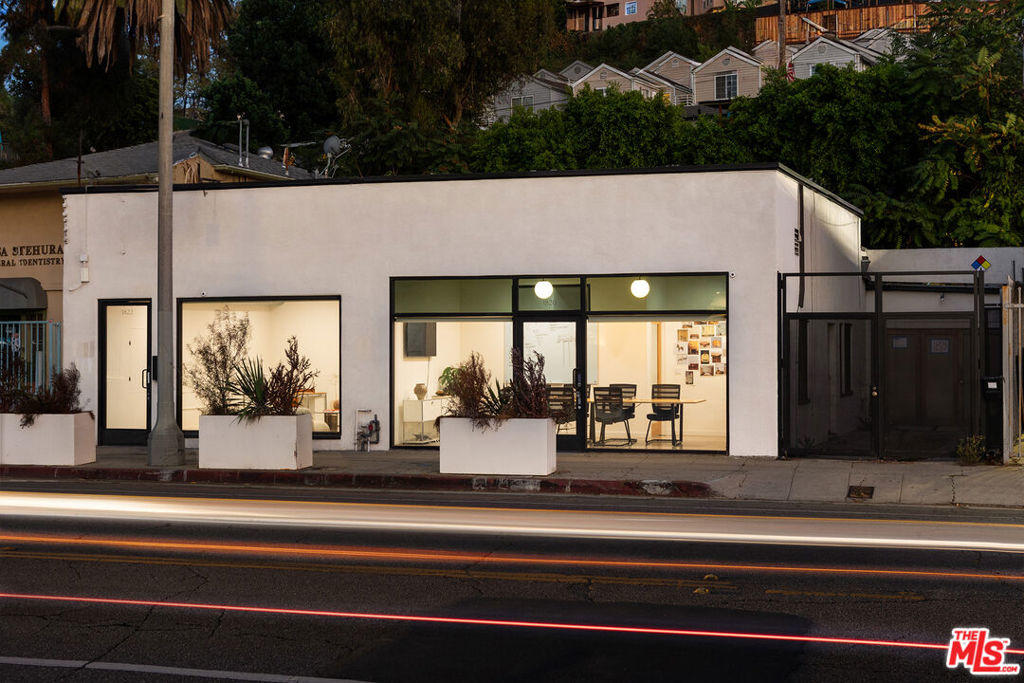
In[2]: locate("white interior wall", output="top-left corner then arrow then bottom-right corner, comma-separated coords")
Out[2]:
64,169 -> 859,457
392,320 -> 510,441
268,300 -> 341,411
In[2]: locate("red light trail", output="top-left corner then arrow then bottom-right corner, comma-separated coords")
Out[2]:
2,592 -> 1022,655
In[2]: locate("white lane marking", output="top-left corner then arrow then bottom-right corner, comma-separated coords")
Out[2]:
0,655 -> 371,682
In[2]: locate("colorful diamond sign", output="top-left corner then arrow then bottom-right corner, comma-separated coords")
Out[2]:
972,255 -> 991,270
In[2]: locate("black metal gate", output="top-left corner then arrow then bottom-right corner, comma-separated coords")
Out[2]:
780,271 -> 985,460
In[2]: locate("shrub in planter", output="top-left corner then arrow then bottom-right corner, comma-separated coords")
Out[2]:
0,363 -> 95,466
185,307 -> 251,417
199,336 -> 319,470
437,349 -> 557,475
228,337 -> 319,421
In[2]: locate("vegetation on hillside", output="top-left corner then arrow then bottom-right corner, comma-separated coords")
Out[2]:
1,0 -> 1020,247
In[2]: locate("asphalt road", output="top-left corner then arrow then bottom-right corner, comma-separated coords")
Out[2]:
1,485 -> 1022,682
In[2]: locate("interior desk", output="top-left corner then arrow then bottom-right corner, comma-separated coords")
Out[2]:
588,397 -> 706,447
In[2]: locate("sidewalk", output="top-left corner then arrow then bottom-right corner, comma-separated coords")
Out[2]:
3,447 -> 1023,508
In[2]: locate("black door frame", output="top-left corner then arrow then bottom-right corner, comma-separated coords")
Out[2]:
514,315 -> 587,451
98,299 -> 152,446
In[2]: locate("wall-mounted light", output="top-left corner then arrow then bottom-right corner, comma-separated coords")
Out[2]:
630,278 -> 650,299
534,280 -> 554,299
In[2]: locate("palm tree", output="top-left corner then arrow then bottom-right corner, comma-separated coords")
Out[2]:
58,0 -> 233,73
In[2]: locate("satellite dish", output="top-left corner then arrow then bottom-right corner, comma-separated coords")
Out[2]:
318,135 -> 350,178
324,135 -> 343,156
257,146 -> 274,160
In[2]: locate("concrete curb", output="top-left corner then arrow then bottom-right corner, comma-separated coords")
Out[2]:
0,465 -> 712,498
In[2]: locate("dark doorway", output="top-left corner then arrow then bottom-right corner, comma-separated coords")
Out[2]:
884,327 -> 970,458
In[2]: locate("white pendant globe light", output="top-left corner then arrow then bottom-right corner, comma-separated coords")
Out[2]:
630,278 -> 650,299
534,280 -> 554,299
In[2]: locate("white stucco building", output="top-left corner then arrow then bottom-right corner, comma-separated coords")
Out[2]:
61,164 -> 864,458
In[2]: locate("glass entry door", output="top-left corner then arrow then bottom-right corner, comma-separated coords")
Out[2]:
518,318 -> 586,451
100,301 -> 151,445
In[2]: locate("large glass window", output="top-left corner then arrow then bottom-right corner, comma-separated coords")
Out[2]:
393,319 -> 512,445
392,275 -> 728,451
180,298 -> 340,435
587,317 -> 727,451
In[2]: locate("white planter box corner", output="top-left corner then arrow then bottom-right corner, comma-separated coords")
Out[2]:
1,412 -> 96,466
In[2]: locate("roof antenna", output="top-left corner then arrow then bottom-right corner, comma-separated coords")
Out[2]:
236,114 -> 250,168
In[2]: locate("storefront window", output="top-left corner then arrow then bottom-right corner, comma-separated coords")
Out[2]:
393,319 -> 512,445
392,275 -> 727,451
179,298 -> 340,435
587,317 -> 727,451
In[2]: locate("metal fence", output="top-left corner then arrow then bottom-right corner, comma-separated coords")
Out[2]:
0,321 -> 63,388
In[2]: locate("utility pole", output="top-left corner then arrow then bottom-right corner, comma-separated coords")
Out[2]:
778,0 -> 787,70
148,0 -> 184,466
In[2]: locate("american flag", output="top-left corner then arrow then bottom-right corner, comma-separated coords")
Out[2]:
786,62 -> 795,82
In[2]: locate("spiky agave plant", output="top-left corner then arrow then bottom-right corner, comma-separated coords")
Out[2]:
227,357 -> 270,422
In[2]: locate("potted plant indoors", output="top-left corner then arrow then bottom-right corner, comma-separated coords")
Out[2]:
437,349 -> 558,476
0,362 -> 95,466
197,335 -> 319,470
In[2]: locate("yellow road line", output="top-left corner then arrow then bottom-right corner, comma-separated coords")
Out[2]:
1,534 -> 1021,582
0,550 -> 735,590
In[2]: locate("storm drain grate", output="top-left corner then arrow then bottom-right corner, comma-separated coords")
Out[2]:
847,485 -> 875,500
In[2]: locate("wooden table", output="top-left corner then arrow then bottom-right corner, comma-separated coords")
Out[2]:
587,397 -> 706,446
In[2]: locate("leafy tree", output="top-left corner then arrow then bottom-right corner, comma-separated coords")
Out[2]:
647,0 -> 684,19
1,0 -> 231,161
727,63 -> 920,201
327,0 -> 559,174
872,0 -> 1024,246
218,0 -> 338,144
472,87 -> 686,172
912,47 -> 1024,246
195,72 -> 287,148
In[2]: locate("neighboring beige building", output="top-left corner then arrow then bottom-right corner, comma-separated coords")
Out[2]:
572,63 -> 663,99
690,47 -> 764,105
487,69 -> 573,123
751,39 -> 800,67
644,51 -> 701,91
0,132 -> 307,323
789,36 -> 881,80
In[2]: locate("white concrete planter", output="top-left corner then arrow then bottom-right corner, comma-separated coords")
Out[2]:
439,417 -> 556,476
0,412 -> 96,466
199,414 -> 313,470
